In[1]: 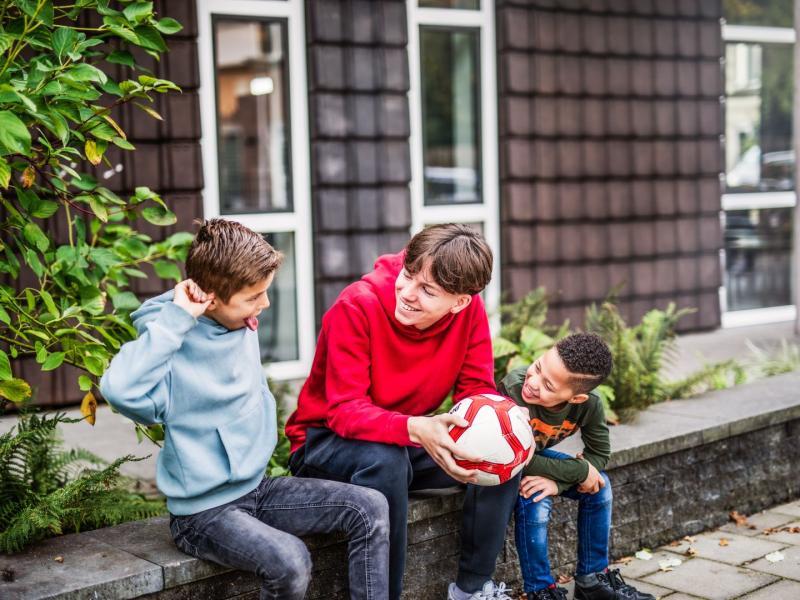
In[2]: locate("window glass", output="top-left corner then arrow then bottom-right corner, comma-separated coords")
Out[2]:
420,0 -> 480,8
259,232 -> 299,362
213,18 -> 292,214
725,42 -> 794,193
420,27 -> 482,205
724,207 -> 793,311
723,0 -> 793,28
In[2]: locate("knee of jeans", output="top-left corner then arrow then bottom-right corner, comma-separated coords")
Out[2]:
272,540 -> 312,592
516,494 -> 552,525
353,487 -> 390,537
353,444 -> 412,493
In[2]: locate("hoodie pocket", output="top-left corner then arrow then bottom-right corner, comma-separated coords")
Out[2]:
217,401 -> 276,482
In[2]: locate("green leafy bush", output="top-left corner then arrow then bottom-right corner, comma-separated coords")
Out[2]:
494,290 -> 745,422
0,0 -> 188,441
0,411 -> 164,553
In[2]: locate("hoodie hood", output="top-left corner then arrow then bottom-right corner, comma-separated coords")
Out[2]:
361,251 -> 458,340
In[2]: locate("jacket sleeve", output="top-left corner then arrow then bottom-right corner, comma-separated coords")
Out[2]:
99,301 -> 197,425
323,301 -> 413,446
453,296 -> 498,400
577,399 -> 611,473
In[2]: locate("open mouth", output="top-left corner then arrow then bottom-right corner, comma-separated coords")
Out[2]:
398,300 -> 420,313
244,316 -> 259,331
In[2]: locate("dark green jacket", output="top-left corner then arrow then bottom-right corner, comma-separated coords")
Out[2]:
499,367 -> 611,494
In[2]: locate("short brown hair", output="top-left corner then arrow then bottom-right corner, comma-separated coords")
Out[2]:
404,224 -> 493,296
186,219 -> 283,302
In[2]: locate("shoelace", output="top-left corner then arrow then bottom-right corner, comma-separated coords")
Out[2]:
605,569 -> 639,599
489,581 -> 512,599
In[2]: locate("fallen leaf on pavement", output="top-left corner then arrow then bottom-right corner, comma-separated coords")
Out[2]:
765,551 -> 785,563
54,556 -> 64,563
718,538 -> 729,547
658,557 -> 682,571
617,556 -> 634,565
557,574 -> 573,584
729,510 -> 750,526
668,540 -> 680,547
685,547 -> 698,556
682,535 -> 696,543
635,550 -> 653,561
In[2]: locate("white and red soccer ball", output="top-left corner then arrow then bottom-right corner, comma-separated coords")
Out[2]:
447,393 -> 535,486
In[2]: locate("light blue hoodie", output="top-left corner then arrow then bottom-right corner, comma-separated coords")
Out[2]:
100,291 -> 277,515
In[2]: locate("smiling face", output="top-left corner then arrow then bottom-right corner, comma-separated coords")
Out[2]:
394,262 -> 471,330
204,272 -> 275,331
520,346 -> 589,410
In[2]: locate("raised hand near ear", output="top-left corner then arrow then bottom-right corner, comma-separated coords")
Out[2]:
173,279 -> 214,318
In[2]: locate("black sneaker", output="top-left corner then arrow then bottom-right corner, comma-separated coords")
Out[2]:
527,585 -> 568,600
574,569 -> 655,600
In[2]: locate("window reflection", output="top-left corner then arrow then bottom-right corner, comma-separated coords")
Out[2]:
724,208 -> 793,311
723,0 -> 792,28
420,27 -> 482,205
725,42 -> 794,193
259,232 -> 299,362
213,18 -> 292,214
419,0 -> 480,8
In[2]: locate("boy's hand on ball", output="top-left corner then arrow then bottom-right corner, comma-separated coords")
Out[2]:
174,279 -> 214,318
520,476 -> 558,501
408,414 -> 481,484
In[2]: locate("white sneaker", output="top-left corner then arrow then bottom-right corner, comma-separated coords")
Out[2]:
447,580 -> 514,600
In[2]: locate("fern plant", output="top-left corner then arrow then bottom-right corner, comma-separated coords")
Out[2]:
0,411 -> 164,553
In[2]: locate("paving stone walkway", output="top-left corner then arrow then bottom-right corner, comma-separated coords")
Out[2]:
539,499 -> 800,600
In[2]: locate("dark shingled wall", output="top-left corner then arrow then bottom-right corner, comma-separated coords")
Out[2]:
13,0 -> 204,406
495,0 -> 725,331
305,0 -> 414,326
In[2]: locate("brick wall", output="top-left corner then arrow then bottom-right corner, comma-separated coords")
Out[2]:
305,0 -> 413,325
496,0 -> 724,331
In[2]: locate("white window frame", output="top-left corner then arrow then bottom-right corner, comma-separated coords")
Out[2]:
407,1 -> 502,329
720,22 -> 795,327
197,0 -> 315,380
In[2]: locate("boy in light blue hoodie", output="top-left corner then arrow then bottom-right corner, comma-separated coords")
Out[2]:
100,219 -> 389,600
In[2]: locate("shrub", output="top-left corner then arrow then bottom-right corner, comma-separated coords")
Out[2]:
0,411 -> 164,553
0,0 -> 188,448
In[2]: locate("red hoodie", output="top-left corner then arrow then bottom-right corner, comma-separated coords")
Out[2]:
285,252 -> 497,452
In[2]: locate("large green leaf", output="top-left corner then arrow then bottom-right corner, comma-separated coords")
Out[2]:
52,27 -> 76,61
0,111 -> 31,155
154,17 -> 183,35
0,349 -> 11,380
0,157 -> 10,188
122,1 -> 153,23
42,352 -> 66,371
153,260 -> 181,282
0,378 -> 31,402
141,205 -> 176,226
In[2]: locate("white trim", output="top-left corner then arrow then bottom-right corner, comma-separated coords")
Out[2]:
407,0 -> 502,332
722,192 -> 797,211
721,305 -> 796,328
196,0 -> 315,379
723,24 -> 795,44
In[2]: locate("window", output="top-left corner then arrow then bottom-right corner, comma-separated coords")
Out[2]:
198,0 -> 314,379
408,0 -> 501,322
721,7 -> 796,326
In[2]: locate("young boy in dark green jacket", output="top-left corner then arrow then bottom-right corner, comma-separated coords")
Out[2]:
499,333 -> 654,600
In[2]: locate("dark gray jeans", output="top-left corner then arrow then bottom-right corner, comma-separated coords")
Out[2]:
169,476 -> 389,600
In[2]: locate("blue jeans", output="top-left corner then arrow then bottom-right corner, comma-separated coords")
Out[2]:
290,427 -> 521,600
169,476 -> 389,600
514,448 -> 613,592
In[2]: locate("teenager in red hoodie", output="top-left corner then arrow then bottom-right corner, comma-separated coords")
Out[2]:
286,224 -> 519,600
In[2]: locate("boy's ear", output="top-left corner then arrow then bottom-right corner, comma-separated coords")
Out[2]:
450,294 -> 472,315
568,393 -> 589,404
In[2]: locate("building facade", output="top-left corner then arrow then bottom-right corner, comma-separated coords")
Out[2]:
29,0 -> 798,404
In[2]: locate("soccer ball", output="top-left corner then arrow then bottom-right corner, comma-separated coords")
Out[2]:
448,393 -> 534,486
